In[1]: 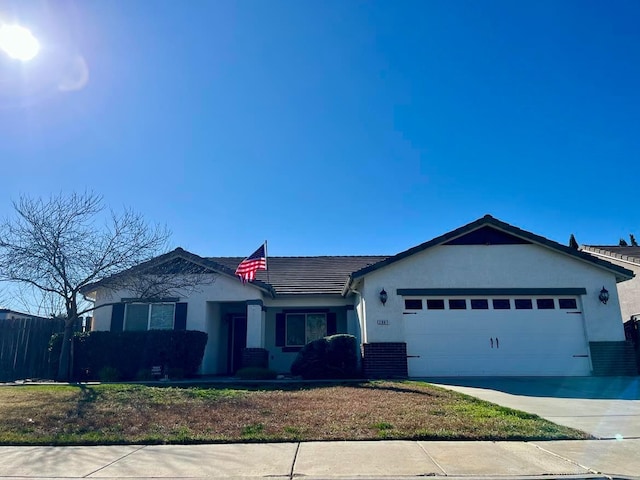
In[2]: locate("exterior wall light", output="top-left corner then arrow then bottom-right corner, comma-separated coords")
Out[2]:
379,288 -> 388,306
598,287 -> 610,304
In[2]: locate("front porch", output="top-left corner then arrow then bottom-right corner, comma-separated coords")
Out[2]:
199,300 -> 358,376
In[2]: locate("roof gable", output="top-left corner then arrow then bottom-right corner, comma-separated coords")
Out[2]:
443,225 -> 531,245
82,247 -> 274,296
349,215 -> 634,283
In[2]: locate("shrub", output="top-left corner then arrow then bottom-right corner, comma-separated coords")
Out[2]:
167,367 -> 185,380
50,330 -> 208,381
291,334 -> 360,379
236,367 -> 278,380
135,368 -> 154,381
98,366 -> 121,382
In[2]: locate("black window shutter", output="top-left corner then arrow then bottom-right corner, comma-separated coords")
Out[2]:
275,313 -> 285,346
110,303 -> 125,332
174,303 -> 188,330
327,312 -> 337,336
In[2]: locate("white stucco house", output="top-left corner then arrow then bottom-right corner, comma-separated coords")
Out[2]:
579,245 -> 640,323
83,215 -> 638,377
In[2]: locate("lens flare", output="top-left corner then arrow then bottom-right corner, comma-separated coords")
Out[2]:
0,24 -> 40,61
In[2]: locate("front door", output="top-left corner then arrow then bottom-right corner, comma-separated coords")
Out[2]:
227,315 -> 247,374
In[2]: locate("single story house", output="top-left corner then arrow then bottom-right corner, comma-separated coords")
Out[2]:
0,309 -> 49,322
580,245 -> 640,323
84,215 -> 638,377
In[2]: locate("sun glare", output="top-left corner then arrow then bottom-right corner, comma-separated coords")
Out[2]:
0,24 -> 40,61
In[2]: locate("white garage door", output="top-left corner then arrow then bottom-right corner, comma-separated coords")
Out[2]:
404,296 -> 591,376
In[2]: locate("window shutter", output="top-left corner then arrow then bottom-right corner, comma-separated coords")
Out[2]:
275,313 -> 285,346
110,303 -> 125,332
327,312 -> 337,336
174,303 -> 188,330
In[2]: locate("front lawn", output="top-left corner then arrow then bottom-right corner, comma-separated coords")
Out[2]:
0,381 -> 591,445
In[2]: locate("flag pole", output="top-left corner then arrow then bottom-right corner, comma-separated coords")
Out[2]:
264,240 -> 270,284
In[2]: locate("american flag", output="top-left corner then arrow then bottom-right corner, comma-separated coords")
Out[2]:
235,243 -> 267,283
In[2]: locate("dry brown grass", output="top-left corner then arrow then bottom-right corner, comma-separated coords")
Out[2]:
0,381 -> 590,445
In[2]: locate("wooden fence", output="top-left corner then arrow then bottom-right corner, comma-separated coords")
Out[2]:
0,318 -> 64,382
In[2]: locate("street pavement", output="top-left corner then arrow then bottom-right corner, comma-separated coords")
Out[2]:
0,439 -> 639,479
1,376 -> 639,479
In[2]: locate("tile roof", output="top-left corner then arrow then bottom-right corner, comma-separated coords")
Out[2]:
581,246 -> 640,265
209,256 -> 389,295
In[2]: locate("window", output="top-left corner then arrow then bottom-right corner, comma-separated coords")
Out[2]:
449,299 -> 467,310
150,304 -> 175,329
426,299 -> 445,310
125,304 -> 148,331
514,299 -> 533,310
536,298 -> 555,309
124,303 -> 175,331
492,299 -> 510,310
286,313 -> 327,347
471,299 -> 489,310
404,299 -> 423,310
558,298 -> 578,309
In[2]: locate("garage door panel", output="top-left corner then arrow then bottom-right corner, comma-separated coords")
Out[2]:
404,296 -> 590,377
408,353 -> 589,377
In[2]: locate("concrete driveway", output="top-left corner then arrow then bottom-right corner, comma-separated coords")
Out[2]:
426,376 -> 640,439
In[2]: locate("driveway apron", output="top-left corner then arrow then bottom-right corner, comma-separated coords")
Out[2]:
427,376 -> 640,439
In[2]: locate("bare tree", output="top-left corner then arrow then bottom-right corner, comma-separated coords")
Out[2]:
0,192 -> 189,380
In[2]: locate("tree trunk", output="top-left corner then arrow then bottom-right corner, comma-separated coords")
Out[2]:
56,317 -> 76,382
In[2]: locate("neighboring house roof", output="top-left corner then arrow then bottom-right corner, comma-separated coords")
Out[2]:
345,215 -> 635,292
210,256 -> 389,295
581,246 -> 640,266
0,309 -> 50,320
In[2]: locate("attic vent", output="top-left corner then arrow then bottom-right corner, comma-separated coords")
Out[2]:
444,226 -> 531,245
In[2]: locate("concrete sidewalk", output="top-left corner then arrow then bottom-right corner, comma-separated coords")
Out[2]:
0,439 -> 638,479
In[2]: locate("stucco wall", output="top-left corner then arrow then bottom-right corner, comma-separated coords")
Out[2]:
588,256 -> 640,321
91,273 -> 264,374
91,273 -> 262,332
358,243 -> 625,344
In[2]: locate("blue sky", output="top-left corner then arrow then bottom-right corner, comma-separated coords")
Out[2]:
1,0 -> 639,260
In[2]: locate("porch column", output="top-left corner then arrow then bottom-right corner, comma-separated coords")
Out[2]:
346,305 -> 359,341
245,300 -> 264,347
346,305 -> 362,371
242,300 -> 269,369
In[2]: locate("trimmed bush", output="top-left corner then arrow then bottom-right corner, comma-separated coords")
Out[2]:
50,330 -> 208,381
290,334 -> 360,379
98,366 -> 121,382
236,367 -> 278,380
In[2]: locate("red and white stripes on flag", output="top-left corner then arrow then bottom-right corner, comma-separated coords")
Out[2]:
235,243 -> 267,283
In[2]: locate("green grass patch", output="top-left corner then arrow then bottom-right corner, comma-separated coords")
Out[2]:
0,381 -> 591,445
